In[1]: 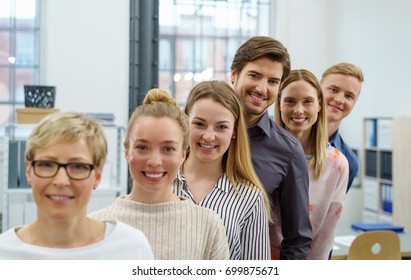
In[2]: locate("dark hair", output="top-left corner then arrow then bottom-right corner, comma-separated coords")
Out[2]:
231,36 -> 291,81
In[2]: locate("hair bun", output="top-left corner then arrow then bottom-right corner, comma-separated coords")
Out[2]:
143,88 -> 177,106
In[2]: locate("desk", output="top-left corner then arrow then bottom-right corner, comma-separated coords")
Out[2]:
332,227 -> 411,260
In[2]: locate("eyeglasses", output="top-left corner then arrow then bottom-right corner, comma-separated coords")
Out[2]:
31,160 -> 95,180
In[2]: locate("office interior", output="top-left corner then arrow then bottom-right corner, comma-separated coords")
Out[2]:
1,0 -> 411,238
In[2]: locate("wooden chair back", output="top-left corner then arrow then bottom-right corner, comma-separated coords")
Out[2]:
347,230 -> 401,260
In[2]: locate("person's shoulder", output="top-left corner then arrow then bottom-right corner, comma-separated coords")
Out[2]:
104,221 -> 154,259
0,227 -> 23,256
270,120 -> 301,147
328,144 -> 350,167
331,131 -> 350,148
109,220 -> 145,236
235,180 -> 263,197
333,133 -> 357,160
89,195 -> 127,219
180,198 -> 211,213
0,228 -> 15,242
0,228 -> 21,259
89,207 -> 110,220
181,199 -> 223,221
106,220 -> 152,247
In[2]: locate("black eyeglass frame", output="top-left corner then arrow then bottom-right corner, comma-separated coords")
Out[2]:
30,160 -> 96,180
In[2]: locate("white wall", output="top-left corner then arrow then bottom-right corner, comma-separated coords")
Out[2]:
275,0 -> 411,227
275,0 -> 330,76
40,0 -> 130,127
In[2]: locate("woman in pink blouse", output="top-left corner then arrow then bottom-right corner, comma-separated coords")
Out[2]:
273,69 -> 349,259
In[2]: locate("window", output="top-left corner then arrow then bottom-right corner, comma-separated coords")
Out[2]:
0,0 -> 40,124
159,0 -> 272,106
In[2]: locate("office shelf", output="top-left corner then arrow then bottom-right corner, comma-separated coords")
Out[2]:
362,117 -> 393,223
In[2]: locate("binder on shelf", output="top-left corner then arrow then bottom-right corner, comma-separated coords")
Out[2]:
351,222 -> 404,233
377,119 -> 393,149
18,140 -> 29,188
363,179 -> 379,211
365,118 -> 377,147
365,150 -> 377,177
381,183 -> 393,214
380,151 -> 392,180
7,139 -> 30,188
8,140 -> 19,188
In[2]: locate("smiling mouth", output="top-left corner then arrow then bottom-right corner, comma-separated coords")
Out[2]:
249,92 -> 265,102
292,118 -> 306,123
328,103 -> 343,111
199,143 -> 216,149
47,195 -> 73,201
143,172 -> 165,179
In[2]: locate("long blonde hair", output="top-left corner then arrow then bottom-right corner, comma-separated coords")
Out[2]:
275,69 -> 328,180
184,80 -> 272,219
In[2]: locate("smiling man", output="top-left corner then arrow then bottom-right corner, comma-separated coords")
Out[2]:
321,63 -> 364,192
230,36 -> 312,260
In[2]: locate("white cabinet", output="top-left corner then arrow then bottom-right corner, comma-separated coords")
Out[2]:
362,117 -> 393,223
1,124 -> 127,232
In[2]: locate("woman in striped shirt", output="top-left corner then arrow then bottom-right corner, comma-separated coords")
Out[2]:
173,80 -> 271,260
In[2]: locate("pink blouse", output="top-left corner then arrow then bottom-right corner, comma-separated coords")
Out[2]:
270,144 -> 349,259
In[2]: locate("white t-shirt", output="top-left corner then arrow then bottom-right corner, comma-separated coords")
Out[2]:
0,220 -> 154,260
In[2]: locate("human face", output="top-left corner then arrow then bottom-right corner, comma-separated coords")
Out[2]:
26,139 -> 101,223
231,56 -> 283,126
187,98 -> 235,164
126,116 -> 186,198
321,73 -> 361,124
279,80 -> 321,138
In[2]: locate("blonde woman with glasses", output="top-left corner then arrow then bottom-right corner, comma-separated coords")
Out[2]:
0,111 -> 154,260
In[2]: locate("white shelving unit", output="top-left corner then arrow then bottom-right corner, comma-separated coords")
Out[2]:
1,123 -> 127,232
362,117 -> 393,223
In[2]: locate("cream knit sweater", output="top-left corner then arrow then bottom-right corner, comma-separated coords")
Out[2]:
90,196 -> 230,260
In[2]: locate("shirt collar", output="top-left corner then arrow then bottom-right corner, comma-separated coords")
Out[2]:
177,171 -> 231,193
248,111 -> 272,138
329,130 -> 341,147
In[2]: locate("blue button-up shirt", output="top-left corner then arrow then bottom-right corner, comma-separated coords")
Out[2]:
329,130 -> 359,192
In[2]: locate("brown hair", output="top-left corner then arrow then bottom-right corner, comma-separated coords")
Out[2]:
231,36 -> 291,81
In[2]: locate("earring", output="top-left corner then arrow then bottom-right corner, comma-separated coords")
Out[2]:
232,135 -> 236,139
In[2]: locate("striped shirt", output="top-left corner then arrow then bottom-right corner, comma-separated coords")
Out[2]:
173,172 -> 270,260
